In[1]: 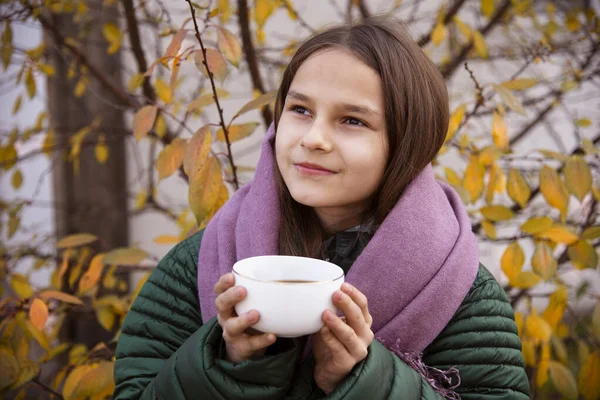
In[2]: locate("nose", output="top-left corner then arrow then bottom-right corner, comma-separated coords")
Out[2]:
300,120 -> 333,152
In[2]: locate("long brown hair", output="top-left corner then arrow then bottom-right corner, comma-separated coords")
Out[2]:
274,16 -> 449,258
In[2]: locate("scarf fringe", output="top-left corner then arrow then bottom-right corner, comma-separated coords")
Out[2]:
379,338 -> 462,400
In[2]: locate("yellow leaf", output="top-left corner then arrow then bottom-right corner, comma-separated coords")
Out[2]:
509,271 -> 541,289
549,361 -> 578,399
492,84 -> 526,116
564,155 -> 592,201
189,157 -> 227,225
593,302 -> 600,341
39,290 -> 84,305
156,138 -> 187,180
431,22 -> 446,46
582,226 -> 600,240
11,169 -> 23,190
8,214 -> 20,238
12,94 -> 21,115
11,357 -> 39,390
103,248 -> 148,265
500,78 -> 537,91
155,78 -> 172,104
521,216 -> 553,235
537,341 -> 551,387
38,62 -> 55,76
22,319 -> 50,351
95,135 -> 109,164
501,242 -> 524,280
154,113 -> 168,139
452,16 -> 472,40
472,31 -> 488,59
575,118 -> 591,127
128,73 -> 145,91
491,111 -> 508,151
254,0 -> 276,27
463,155 -> 484,203
42,129 -> 55,157
561,79 -> 577,93
10,274 -> 33,299
135,190 -> 147,211
194,48 -> 228,83
70,361 -> 114,398
481,220 -> 496,239
133,105 -> 158,141
57,233 -> 98,249
507,168 -> 530,208
481,0 -> 494,17
63,364 -> 94,399
183,125 -> 212,177
478,145 -> 501,166
131,271 -> 151,302
78,254 -> 105,294
25,67 -> 36,98
153,235 -> 179,245
1,143 -> 18,170
96,306 -> 115,331
522,337 -> 536,366
527,314 -> 552,343
218,0 -> 231,23
578,352 -> 600,400
538,224 -> 579,244
217,27 -> 242,67
578,341 -> 590,366
216,122 -> 259,142
565,11 -> 581,32
29,298 -> 48,331
102,22 -> 122,54
164,29 -> 185,58
445,104 -> 466,143
551,335 -> 568,365
532,241 -> 557,280
444,167 -> 461,186
232,90 -> 277,122
480,205 -> 514,221
542,286 -> 567,328
540,165 -> 570,221
0,346 -> 19,391
186,88 -> 230,113
568,240 -> 598,269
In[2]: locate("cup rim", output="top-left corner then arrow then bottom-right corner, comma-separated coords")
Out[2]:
232,255 -> 344,284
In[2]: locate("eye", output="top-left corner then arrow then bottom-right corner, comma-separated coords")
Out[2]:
343,117 -> 367,127
290,105 -> 311,116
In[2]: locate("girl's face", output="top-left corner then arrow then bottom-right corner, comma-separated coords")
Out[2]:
276,48 -> 388,231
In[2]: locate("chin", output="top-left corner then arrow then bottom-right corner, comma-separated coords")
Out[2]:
288,187 -> 335,208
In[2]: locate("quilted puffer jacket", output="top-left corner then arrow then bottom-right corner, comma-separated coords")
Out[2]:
113,230 -> 530,399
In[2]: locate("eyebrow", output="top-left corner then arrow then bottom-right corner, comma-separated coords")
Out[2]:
286,90 -> 380,117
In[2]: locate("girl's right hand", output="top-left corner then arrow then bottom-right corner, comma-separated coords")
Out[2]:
214,273 -> 277,364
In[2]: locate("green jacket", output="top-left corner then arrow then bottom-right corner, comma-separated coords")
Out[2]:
114,231 -> 530,399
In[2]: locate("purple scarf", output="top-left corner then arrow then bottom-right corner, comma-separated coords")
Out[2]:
198,123 -> 479,353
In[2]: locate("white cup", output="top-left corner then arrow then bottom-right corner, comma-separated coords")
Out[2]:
233,255 -> 345,338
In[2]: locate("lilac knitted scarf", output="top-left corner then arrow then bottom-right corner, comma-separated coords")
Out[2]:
197,123 -> 479,354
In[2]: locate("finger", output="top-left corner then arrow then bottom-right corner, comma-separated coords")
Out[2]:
215,286 -> 246,320
333,290 -> 370,338
323,310 -> 368,361
341,283 -> 372,327
245,332 -> 277,352
319,325 -> 355,366
224,309 -> 260,337
214,273 -> 235,295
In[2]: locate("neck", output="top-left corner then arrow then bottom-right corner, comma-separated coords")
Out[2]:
314,207 -> 365,235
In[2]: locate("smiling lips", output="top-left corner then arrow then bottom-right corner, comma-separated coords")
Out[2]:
294,162 -> 336,176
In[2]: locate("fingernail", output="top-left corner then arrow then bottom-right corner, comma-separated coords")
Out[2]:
235,287 -> 244,298
342,283 -> 353,293
323,310 -> 334,321
333,291 -> 342,302
267,334 -> 276,342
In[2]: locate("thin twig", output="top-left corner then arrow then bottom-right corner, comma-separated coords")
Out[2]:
417,0 -> 468,47
185,0 -> 239,189
32,377 -> 65,400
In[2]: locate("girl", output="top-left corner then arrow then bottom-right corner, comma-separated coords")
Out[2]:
114,16 -> 530,399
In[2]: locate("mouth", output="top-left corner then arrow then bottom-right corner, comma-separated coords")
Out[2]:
294,162 -> 336,176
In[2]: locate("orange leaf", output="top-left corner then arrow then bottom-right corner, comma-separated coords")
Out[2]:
153,235 -> 179,244
164,29 -> 186,58
29,298 -> 48,331
578,351 -> 600,400
216,27 -> 242,67
194,48 -> 228,83
156,138 -> 187,180
183,125 -> 212,178
189,157 -> 227,225
39,290 -> 84,305
78,254 -> 105,294
216,122 -> 259,142
133,105 -> 158,141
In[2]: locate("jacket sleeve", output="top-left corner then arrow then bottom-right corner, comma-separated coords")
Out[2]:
321,272 -> 530,399
422,274 -> 531,399
113,234 -> 301,400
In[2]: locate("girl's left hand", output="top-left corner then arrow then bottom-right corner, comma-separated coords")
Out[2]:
312,283 -> 374,394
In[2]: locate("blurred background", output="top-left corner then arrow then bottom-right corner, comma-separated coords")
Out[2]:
1,0 -> 599,398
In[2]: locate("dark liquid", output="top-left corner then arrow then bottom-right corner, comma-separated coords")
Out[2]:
274,280 -> 315,283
